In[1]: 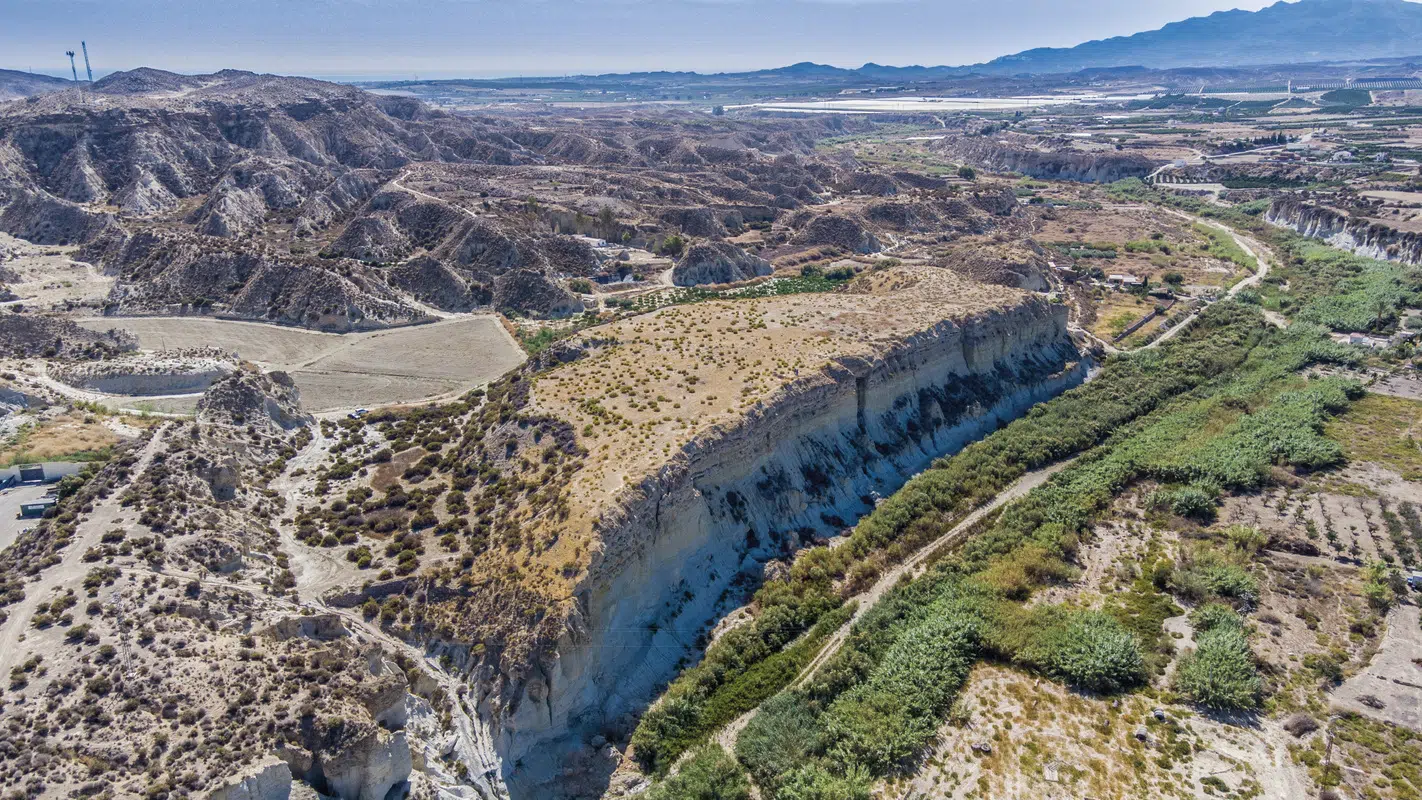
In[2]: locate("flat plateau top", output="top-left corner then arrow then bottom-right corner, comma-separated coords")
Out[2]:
531,266 -> 1025,532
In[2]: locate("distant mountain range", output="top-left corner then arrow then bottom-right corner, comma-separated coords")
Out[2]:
361,0 -> 1422,94
980,0 -> 1422,74
10,0 -> 1422,103
0,69 -> 72,102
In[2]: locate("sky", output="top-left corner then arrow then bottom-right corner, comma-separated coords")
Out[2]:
3,0 -> 1293,80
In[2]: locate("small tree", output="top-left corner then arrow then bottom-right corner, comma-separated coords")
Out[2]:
659,234 -> 687,258
958,165 -> 978,181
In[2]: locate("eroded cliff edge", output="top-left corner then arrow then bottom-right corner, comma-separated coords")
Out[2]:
1267,196 -> 1422,265
490,269 -> 1087,796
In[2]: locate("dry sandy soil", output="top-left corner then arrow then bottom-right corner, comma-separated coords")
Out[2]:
0,232 -> 114,310
530,267 -> 1023,539
75,315 -> 526,412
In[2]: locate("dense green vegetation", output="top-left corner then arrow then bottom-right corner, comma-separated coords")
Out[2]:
1174,604 -> 1263,710
644,746 -> 750,800
1256,237 -> 1422,332
638,295 -> 1364,793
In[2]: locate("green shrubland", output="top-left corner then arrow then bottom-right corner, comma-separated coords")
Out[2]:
644,745 -> 750,800
1174,604 -> 1263,710
638,300 -> 1364,786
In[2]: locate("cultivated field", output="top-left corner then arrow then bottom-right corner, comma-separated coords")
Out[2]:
74,315 -> 525,412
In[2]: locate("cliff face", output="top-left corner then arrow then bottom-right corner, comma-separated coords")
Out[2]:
1267,197 -> 1422,266
933,134 -> 1154,184
497,298 -> 1085,797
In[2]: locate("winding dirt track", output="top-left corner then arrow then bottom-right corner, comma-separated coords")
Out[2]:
0,423 -> 171,678
710,208 -> 1278,760
712,458 -> 1075,756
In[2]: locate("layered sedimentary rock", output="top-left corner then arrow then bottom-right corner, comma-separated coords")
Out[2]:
491,267 -> 1087,796
933,133 -> 1154,183
1267,196 -> 1422,265
671,241 -> 773,286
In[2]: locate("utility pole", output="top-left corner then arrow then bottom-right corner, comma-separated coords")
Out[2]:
66,50 -> 78,82
81,41 -> 93,83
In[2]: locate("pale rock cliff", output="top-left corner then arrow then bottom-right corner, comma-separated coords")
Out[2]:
933,133 -> 1154,183
204,758 -> 293,800
494,297 -> 1086,797
1267,197 -> 1422,265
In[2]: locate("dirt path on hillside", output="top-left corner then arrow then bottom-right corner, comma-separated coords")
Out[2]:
0,423 -> 170,677
711,457 -> 1075,757
1143,213 -> 1278,351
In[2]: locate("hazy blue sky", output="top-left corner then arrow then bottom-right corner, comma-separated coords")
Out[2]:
5,0 -> 1291,79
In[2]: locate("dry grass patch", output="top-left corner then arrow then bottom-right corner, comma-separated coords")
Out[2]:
1325,392 -> 1422,480
0,413 -> 121,466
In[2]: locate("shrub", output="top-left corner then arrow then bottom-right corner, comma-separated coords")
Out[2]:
1189,602 -> 1243,634
999,607 -> 1145,693
1033,611 -> 1145,693
630,695 -> 702,775
1174,626 -> 1262,709
644,746 -> 749,800
736,691 -> 823,794
1169,547 -> 1259,608
1149,485 -> 1218,521
1224,525 -> 1267,555
821,599 -> 982,773
777,763 -> 873,800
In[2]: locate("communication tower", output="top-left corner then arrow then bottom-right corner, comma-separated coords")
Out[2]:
66,51 -> 78,82
81,41 -> 93,83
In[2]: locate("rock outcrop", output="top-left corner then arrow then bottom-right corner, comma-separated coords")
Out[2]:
384,255 -> 489,312
198,370 -> 313,432
933,133 -> 1154,183
499,270 -> 1088,797
1267,196 -> 1422,265
86,230 -> 425,331
205,758 -> 293,800
493,269 -> 584,318
671,241 -> 773,286
793,213 -> 881,254
51,348 -> 237,396
0,313 -> 137,358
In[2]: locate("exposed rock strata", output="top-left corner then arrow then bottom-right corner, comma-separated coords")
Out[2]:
499,292 -> 1086,797
933,133 -> 1154,183
1267,196 -> 1422,265
793,213 -> 881,254
0,313 -> 137,358
672,241 -> 773,286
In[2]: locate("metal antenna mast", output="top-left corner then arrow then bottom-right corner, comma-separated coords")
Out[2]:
81,41 -> 93,83
66,50 -> 78,82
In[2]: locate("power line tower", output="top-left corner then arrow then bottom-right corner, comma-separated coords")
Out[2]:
81,41 -> 93,83
66,50 -> 78,82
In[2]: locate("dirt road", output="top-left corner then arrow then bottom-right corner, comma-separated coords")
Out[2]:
711,458 -> 1076,756
1142,214 -> 1277,351
0,423 -> 170,677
